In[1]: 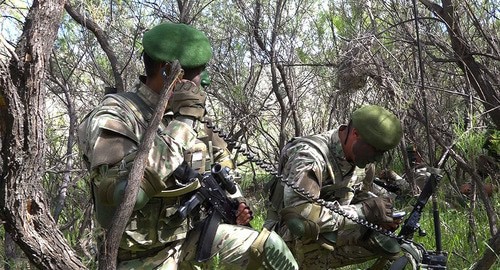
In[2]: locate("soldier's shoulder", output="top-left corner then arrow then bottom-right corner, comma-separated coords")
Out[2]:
93,94 -> 135,115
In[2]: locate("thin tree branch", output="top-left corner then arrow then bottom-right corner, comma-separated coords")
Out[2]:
99,61 -> 182,270
64,2 -> 125,92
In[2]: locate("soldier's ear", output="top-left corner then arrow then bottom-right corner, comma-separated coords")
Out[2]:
351,128 -> 362,140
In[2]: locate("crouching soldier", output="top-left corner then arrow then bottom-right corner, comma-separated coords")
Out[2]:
265,105 -> 414,268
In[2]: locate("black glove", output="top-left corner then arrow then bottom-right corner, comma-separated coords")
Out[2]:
361,197 -> 394,226
169,80 -> 206,120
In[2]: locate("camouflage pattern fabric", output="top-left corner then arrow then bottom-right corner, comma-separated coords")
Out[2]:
79,77 -> 296,269
78,78 -> 198,249
374,169 -> 412,198
118,224 -> 260,270
278,129 -> 367,234
268,127 -> 401,268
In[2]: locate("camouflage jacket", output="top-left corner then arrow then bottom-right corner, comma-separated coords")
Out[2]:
78,78 -> 201,253
274,128 -> 373,239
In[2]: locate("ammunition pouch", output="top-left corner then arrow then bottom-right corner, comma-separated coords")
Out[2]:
183,138 -> 207,173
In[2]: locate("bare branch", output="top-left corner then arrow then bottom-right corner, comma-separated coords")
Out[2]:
65,1 -> 125,92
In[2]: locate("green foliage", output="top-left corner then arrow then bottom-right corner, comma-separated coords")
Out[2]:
3,0 -> 498,268
413,193 -> 499,268
229,186 -> 500,270
0,227 -> 32,269
211,254 -> 223,270
250,211 -> 266,231
332,15 -> 347,36
453,118 -> 486,166
485,129 -> 500,157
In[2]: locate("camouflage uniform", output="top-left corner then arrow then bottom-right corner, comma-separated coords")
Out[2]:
265,128 -> 402,268
78,78 -> 297,269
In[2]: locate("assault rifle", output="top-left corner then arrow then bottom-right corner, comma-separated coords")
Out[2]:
177,163 -> 239,262
391,150 -> 451,269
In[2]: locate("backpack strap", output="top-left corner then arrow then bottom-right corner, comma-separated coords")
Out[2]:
105,92 -> 201,198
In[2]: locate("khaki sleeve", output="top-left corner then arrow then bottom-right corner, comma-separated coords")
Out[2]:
281,143 -> 324,208
281,142 -> 364,233
91,129 -> 137,169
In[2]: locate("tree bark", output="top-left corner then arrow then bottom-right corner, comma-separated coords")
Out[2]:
0,0 -> 85,269
471,231 -> 500,270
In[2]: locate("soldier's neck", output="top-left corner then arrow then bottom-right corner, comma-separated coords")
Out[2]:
145,75 -> 163,94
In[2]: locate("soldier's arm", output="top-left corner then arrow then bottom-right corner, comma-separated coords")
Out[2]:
281,143 -> 365,235
201,120 -> 254,224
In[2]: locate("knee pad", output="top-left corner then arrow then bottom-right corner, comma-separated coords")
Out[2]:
368,232 -> 401,257
248,228 -> 298,270
387,242 -> 421,270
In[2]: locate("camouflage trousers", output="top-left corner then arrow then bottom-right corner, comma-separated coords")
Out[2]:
285,226 -> 401,269
117,224 -> 259,270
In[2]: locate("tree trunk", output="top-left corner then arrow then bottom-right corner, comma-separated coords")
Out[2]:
0,0 -> 85,269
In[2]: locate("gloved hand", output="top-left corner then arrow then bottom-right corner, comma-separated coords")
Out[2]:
169,80 -> 206,120
361,197 -> 398,231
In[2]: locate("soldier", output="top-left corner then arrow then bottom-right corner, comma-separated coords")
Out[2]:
78,22 -> 297,269
265,105 -> 408,268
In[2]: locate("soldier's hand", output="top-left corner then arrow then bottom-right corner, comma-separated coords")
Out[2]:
235,202 -> 253,225
361,197 -> 397,231
169,80 -> 206,120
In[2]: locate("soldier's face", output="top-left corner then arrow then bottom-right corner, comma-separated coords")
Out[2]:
350,130 -> 385,168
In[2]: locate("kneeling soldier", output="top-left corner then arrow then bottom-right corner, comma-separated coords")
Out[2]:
78,22 -> 297,269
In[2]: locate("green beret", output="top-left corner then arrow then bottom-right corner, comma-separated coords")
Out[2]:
351,105 -> 403,151
143,22 -> 212,68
